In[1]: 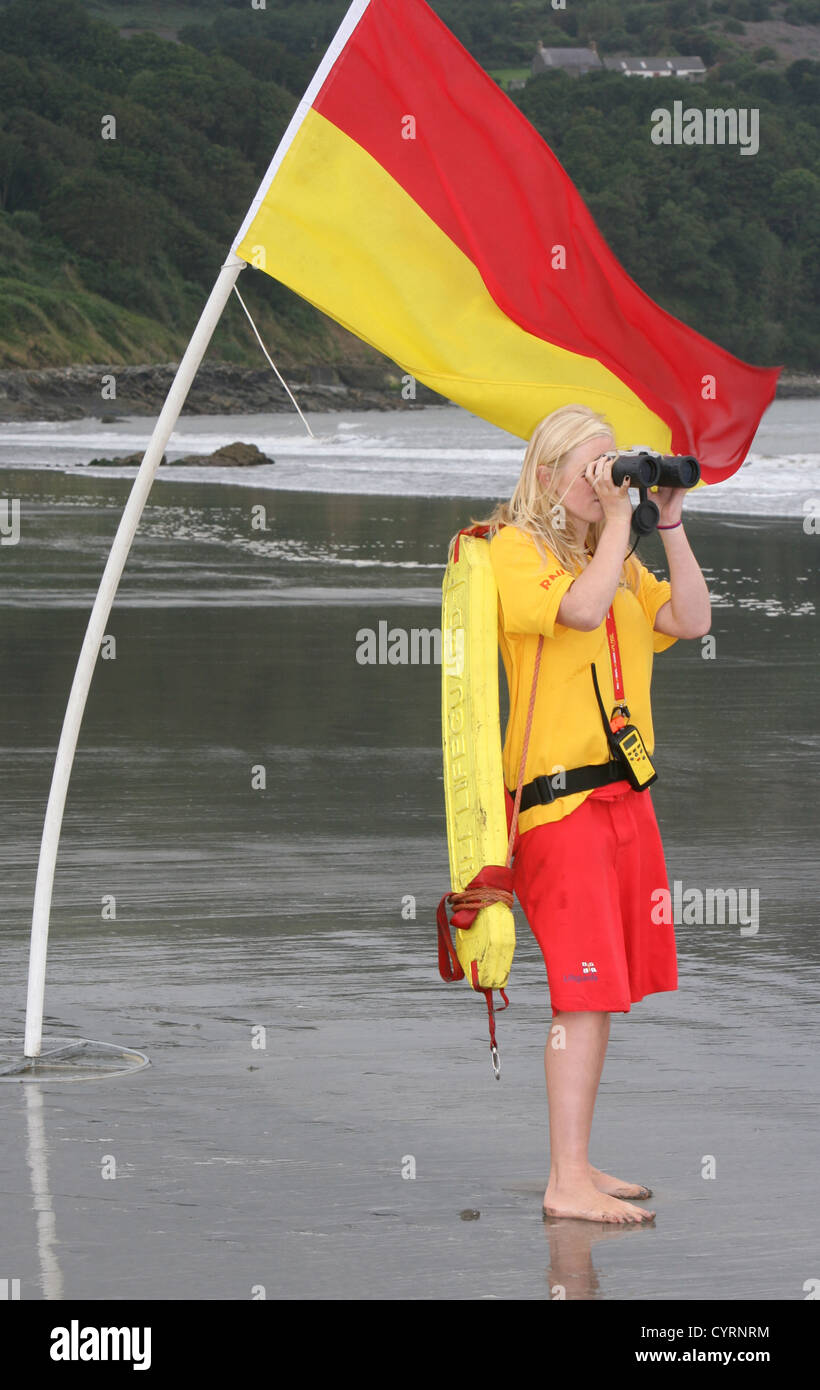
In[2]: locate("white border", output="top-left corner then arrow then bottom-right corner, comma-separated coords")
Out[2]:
231,0 -> 372,252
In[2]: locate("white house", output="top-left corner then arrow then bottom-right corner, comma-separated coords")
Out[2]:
602,55 -> 707,80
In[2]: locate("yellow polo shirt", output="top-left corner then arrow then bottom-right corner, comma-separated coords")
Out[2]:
489,523 -> 677,832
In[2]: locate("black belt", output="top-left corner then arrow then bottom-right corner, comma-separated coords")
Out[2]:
508,759 -> 626,812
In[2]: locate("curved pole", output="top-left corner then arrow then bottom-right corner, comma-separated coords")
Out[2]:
24,253 -> 246,1056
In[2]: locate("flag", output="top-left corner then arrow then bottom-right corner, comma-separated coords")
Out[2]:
232,0 -> 780,482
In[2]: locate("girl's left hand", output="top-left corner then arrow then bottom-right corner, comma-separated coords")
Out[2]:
653,485 -> 685,527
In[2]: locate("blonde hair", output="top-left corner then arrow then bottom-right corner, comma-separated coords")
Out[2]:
450,403 -> 641,594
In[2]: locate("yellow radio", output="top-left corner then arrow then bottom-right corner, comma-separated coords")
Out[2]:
590,661 -> 658,792
609,723 -> 657,790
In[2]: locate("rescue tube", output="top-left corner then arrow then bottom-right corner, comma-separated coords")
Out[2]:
440,531 -> 515,990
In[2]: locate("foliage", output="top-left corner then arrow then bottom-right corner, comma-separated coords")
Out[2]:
0,0 -> 335,367
0,0 -> 817,369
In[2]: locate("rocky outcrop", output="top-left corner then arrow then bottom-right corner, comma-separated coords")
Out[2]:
174,441 -> 273,466
774,372 -> 820,399
87,442 -> 274,467
0,359 -> 815,423
0,361 -> 444,422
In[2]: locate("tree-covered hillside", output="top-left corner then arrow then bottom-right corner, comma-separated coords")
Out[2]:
84,0 -> 820,69
0,0 -> 817,370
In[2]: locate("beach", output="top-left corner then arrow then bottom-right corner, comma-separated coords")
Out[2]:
0,403 -> 818,1300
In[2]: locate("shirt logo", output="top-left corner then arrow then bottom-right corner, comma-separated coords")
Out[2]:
539,569 -> 565,591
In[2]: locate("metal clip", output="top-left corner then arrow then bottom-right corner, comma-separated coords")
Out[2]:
490,1043 -> 500,1080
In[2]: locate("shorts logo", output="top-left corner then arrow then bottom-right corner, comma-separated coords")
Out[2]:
539,569 -> 565,591
563,961 -> 599,983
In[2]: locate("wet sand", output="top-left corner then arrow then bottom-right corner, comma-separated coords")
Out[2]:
0,454 -> 817,1300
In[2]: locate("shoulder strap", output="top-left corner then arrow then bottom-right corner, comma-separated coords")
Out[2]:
505,634 -> 544,866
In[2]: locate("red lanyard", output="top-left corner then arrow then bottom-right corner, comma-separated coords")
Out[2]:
604,606 -> 630,733
605,606 -> 625,703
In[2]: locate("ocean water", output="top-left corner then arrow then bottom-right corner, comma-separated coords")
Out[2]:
1,396 -> 818,513
0,403 -> 817,1301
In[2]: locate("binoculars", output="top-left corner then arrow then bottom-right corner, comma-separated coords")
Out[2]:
610,450 -> 701,535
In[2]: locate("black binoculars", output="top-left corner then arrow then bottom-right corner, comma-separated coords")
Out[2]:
610,450 -> 701,535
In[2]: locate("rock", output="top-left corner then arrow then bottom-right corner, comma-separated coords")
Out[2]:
172,441 -> 273,467
85,442 -> 272,468
86,451 -> 166,467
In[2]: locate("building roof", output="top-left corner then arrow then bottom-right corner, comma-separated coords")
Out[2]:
533,46 -> 602,69
603,55 -> 706,73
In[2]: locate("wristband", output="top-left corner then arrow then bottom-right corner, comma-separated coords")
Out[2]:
657,520 -> 683,530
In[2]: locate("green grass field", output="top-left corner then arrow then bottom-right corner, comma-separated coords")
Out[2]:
488,66 -> 531,83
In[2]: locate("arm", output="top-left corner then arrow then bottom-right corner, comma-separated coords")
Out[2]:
555,515 -> 632,630
555,453 -> 633,631
651,489 -> 712,639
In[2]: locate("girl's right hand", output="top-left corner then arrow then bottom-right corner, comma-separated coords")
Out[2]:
585,452 -> 632,525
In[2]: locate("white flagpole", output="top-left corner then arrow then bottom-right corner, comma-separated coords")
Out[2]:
23,0 -> 374,1060
23,252 -> 245,1057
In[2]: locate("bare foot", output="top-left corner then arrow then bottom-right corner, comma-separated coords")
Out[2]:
589,1165 -> 653,1200
543,1176 -> 655,1224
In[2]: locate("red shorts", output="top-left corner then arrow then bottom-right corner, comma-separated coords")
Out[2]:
504,783 -> 678,1015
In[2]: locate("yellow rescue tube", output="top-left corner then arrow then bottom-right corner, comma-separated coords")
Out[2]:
441,533 -> 515,990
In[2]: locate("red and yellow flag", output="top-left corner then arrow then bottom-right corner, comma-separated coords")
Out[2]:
232,0 -> 780,482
